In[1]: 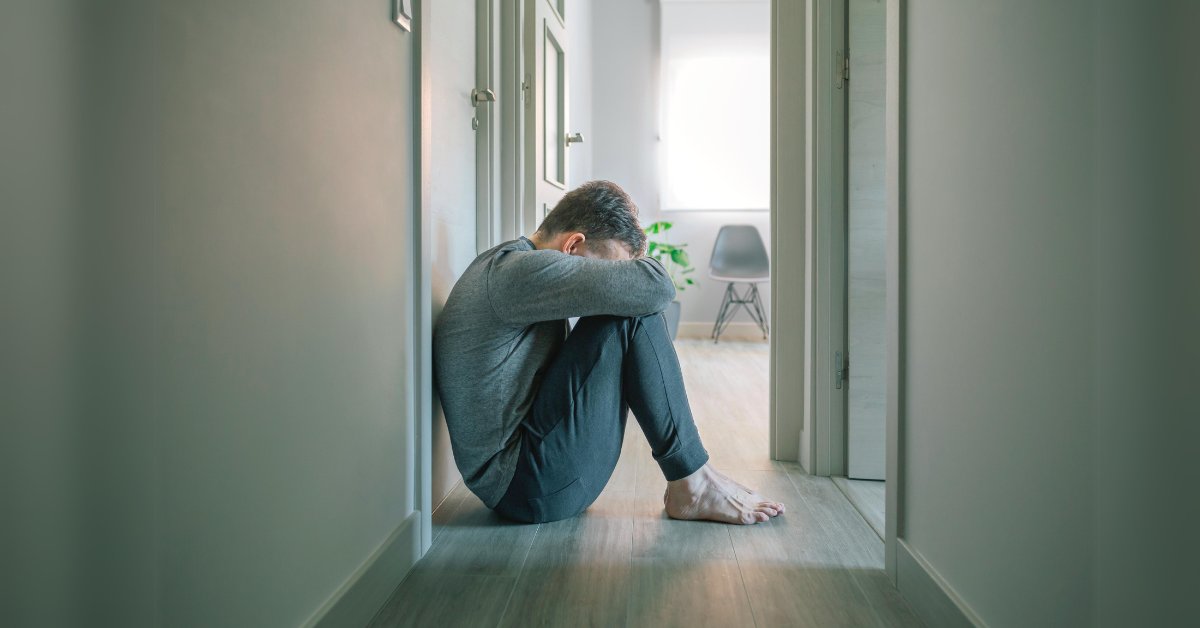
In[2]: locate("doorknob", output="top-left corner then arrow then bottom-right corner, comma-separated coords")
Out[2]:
566,132 -> 585,146
471,88 -> 497,104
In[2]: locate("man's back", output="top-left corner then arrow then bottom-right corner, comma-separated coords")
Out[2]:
432,236 -> 674,507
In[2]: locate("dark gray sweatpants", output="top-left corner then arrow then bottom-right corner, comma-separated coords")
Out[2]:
493,313 -> 710,524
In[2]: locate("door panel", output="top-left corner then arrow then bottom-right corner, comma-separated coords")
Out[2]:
525,0 -> 569,227
544,29 -> 565,187
846,0 -> 887,480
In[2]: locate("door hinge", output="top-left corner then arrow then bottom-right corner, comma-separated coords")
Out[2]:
521,74 -> 532,105
835,351 -> 849,389
836,50 -> 850,89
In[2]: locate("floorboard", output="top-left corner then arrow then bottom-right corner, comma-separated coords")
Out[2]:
832,476 -> 886,540
370,339 -> 920,627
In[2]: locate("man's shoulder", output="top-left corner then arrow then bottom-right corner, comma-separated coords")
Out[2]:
440,240 -> 530,325
492,237 -> 534,255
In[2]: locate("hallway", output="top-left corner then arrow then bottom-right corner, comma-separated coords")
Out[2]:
371,341 -> 921,627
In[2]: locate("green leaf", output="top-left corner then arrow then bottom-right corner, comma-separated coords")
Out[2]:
645,221 -> 672,235
669,248 -> 691,268
685,278 -> 696,285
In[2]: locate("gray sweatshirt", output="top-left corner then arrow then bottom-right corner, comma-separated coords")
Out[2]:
432,237 -> 676,507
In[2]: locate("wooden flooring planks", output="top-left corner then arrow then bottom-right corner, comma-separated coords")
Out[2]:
832,476 -> 886,540
627,500 -> 755,627
369,340 -> 920,627
419,488 -> 539,577
369,571 -> 517,628
496,495 -> 635,628
727,469 -> 893,627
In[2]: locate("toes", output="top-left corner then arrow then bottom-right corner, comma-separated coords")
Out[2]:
756,500 -> 785,514
756,504 -> 779,517
739,510 -> 770,524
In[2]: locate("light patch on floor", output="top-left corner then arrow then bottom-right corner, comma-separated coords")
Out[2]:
371,339 -> 920,627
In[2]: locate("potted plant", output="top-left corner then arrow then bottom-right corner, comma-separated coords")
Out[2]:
644,221 -> 696,339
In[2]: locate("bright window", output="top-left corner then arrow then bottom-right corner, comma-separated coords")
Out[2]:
660,0 -> 771,211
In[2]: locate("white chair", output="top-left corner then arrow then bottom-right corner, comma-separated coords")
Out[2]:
708,225 -> 770,342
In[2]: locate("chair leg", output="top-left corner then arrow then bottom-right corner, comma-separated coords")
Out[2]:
711,283 -> 735,343
711,282 -> 771,343
748,283 -> 770,338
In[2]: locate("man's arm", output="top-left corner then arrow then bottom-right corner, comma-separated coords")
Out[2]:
486,249 -> 676,325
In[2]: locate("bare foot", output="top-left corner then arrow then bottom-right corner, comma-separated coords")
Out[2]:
664,464 -> 786,524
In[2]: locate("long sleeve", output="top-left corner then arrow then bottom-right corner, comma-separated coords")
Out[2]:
485,247 -> 676,326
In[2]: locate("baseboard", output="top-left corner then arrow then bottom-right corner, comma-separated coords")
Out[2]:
677,321 -> 770,342
896,539 -> 986,628
303,511 -> 423,628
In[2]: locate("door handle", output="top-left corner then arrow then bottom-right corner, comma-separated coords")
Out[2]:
471,88 -> 497,105
566,132 -> 585,146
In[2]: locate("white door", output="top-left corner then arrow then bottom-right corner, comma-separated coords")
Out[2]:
846,0 -> 887,480
524,0 -> 571,228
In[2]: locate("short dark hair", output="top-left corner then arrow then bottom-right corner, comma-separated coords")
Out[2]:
535,180 -> 646,256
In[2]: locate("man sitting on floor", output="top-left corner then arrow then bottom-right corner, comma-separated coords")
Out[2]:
432,180 -> 784,524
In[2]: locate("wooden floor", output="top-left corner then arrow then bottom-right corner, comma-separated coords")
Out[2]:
371,339 -> 921,627
832,477 -> 886,541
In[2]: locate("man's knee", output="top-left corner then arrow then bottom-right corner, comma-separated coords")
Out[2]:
574,312 -> 666,334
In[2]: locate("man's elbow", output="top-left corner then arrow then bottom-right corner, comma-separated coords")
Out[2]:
653,280 -> 676,312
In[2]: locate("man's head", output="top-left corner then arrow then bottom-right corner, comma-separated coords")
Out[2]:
530,180 -> 646,260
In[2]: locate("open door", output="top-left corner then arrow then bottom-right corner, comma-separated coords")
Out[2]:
845,0 -> 887,481
523,0 -> 571,227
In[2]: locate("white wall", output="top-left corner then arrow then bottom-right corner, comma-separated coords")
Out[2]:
0,2 -> 82,625
901,1 -> 1198,626
903,2 -> 1095,624
588,0 -> 771,325
152,3 -> 417,625
1090,2 -> 1196,625
6,1 -> 421,626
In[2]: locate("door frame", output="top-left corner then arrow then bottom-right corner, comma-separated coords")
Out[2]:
772,0 -> 851,475
497,0 -> 531,240
410,0 -> 519,559
476,0 -> 501,252
412,0 -> 435,555
769,0 -> 805,464
453,0 -> 910,582
882,0 -> 905,582
785,0 -> 906,582
800,0 -> 848,478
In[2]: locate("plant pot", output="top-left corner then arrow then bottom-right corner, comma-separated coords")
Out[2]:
662,300 -> 682,340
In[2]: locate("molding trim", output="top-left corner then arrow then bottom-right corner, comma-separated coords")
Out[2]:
769,0 -> 807,465
896,539 -> 985,628
304,512 -> 423,628
413,0 -> 435,555
884,0 -> 906,582
676,322 -> 770,342
804,0 -> 848,479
